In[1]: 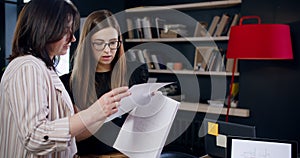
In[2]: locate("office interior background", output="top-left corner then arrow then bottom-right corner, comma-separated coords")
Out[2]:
1,0 -> 300,156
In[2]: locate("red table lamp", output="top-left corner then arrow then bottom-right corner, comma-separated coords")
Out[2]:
225,16 -> 293,122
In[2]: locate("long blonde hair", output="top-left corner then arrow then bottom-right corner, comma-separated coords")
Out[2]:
70,10 -> 126,110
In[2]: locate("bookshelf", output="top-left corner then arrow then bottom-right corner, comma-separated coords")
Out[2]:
125,0 -> 242,12
124,0 -> 246,114
148,69 -> 239,76
125,36 -> 229,43
179,102 -> 249,117
124,0 -> 241,73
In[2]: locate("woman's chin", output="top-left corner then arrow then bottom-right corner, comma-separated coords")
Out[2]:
100,58 -> 113,64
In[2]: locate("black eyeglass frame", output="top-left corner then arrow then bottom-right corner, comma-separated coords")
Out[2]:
91,40 -> 122,51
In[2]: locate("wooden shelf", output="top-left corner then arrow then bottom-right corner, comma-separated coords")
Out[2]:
179,102 -> 250,117
149,69 -> 239,76
125,36 -> 229,43
125,0 -> 242,12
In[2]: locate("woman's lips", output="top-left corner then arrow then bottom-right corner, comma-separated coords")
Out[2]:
101,55 -> 112,61
64,44 -> 70,50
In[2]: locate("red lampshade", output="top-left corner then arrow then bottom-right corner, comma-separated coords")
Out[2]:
224,16 -> 293,122
227,16 -> 293,60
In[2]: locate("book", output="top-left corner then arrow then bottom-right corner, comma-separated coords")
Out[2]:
206,50 -> 218,71
207,15 -> 220,36
127,49 -> 137,62
151,54 -> 161,70
135,49 -> 146,63
134,17 -> 144,38
142,49 -> 154,69
227,13 -> 240,36
141,17 -> 152,39
194,47 -> 215,71
213,14 -> 230,37
126,18 -> 134,39
155,17 -> 166,38
220,14 -> 232,36
202,47 -> 215,71
194,21 -> 208,37
194,47 -> 204,71
210,50 -> 223,72
225,58 -> 238,72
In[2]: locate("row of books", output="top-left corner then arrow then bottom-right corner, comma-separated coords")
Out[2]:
127,49 -> 166,70
126,17 -> 189,39
126,13 -> 240,39
193,47 -> 238,72
194,13 -> 240,37
127,47 -> 238,72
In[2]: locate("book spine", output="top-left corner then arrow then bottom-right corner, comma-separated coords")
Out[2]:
142,49 -> 154,69
136,49 -> 146,63
213,14 -> 229,37
151,54 -> 161,70
207,15 -> 220,36
227,13 -> 240,36
141,17 -> 152,39
126,18 -> 134,39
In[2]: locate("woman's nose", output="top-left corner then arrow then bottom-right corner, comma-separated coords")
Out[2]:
71,35 -> 76,42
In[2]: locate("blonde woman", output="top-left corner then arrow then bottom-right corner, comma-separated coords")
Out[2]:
60,10 -> 148,157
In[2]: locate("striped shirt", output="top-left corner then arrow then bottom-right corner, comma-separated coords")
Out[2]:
0,55 -> 76,158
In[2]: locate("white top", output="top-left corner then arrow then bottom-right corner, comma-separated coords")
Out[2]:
0,55 -> 76,158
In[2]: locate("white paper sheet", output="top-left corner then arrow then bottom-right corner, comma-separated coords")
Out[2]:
113,92 -> 180,158
105,82 -> 173,123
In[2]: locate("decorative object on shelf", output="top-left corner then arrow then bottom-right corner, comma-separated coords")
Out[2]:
160,30 -> 178,38
224,82 -> 239,108
173,62 -> 183,70
226,15 -> 293,122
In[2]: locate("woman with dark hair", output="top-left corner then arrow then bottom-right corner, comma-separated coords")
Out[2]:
60,10 -> 148,157
0,1 -> 130,158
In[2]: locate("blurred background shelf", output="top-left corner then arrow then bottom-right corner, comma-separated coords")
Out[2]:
149,69 -> 239,76
179,102 -> 250,117
125,0 -> 242,12
125,36 -> 229,42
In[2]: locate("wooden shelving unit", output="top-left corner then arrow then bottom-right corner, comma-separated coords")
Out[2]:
125,36 -> 229,43
125,0 -> 245,117
125,0 -> 242,12
149,69 -> 239,76
179,102 -> 249,117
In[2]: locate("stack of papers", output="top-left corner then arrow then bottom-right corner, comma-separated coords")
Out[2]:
105,83 -> 180,158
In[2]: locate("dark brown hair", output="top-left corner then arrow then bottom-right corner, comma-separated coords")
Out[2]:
9,0 -> 80,69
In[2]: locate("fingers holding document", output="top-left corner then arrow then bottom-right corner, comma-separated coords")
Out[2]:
98,86 -> 131,117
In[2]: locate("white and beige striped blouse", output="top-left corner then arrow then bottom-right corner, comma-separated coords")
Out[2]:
0,55 -> 77,158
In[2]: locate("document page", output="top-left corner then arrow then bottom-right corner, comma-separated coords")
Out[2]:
111,83 -> 180,158
105,82 -> 173,122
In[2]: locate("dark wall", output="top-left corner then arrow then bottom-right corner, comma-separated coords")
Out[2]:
235,0 -> 300,151
241,0 -> 300,24
1,1 -> 5,80
73,0 -> 125,17
125,0 -> 211,9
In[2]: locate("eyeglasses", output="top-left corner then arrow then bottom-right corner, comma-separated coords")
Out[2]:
92,41 -> 121,51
